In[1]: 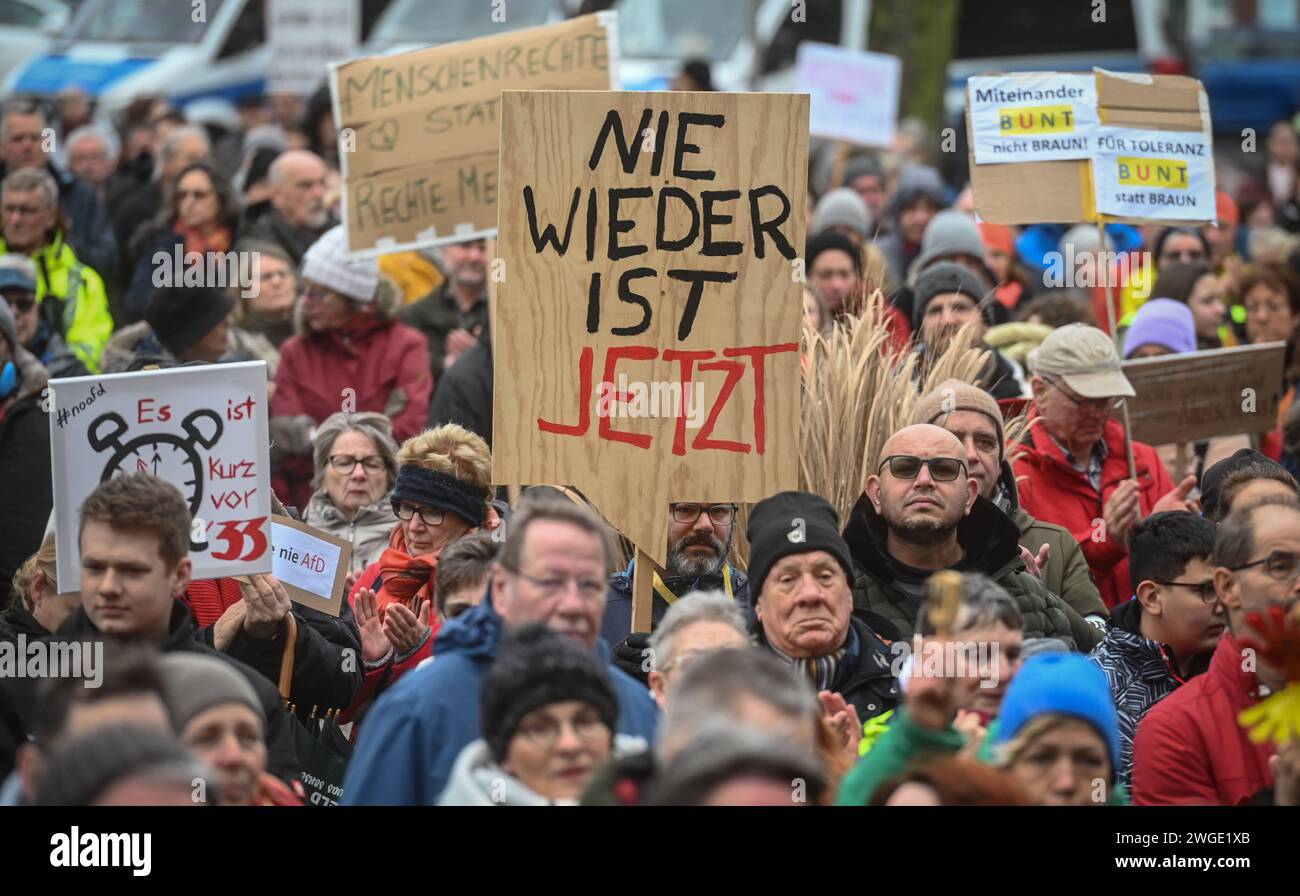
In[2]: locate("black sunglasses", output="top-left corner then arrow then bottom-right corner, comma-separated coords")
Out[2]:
3,293 -> 35,314
877,455 -> 967,482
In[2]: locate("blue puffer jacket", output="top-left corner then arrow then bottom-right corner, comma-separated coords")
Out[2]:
341,588 -> 660,805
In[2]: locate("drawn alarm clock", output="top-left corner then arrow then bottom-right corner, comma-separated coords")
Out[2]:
89,408 -> 223,550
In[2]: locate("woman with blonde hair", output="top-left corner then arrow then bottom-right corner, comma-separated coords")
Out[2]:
342,424 -> 501,723
3,533 -> 79,642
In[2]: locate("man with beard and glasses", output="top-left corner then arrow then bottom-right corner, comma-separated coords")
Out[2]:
843,424 -> 1086,647
403,238 -> 490,385
603,502 -> 751,678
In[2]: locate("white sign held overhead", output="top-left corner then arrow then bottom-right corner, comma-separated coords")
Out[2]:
1092,127 -> 1216,221
968,73 -> 1100,164
269,0 -> 360,96
270,515 -> 351,617
797,42 -> 899,147
48,362 -> 272,590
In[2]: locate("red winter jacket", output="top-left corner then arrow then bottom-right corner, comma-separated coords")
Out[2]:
1012,412 -> 1174,608
271,315 -> 430,507
1130,634 -> 1277,806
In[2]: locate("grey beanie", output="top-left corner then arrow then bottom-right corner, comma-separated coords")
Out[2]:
0,299 -> 17,353
912,261 -> 996,330
915,210 -> 989,272
811,187 -> 872,240
34,724 -> 205,806
159,653 -> 263,731
890,165 -> 948,218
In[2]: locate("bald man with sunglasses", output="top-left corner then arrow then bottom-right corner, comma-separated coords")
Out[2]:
842,424 -> 1096,648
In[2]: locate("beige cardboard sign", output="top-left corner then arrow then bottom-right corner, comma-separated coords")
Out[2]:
330,13 -> 617,256
1121,343 -> 1287,446
492,90 -> 808,565
967,68 -> 1214,226
270,515 -> 353,618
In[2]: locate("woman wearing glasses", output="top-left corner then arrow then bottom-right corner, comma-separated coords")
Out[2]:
342,423 -> 499,726
441,625 -> 624,806
269,225 -> 432,509
301,412 -> 399,575
124,162 -> 239,321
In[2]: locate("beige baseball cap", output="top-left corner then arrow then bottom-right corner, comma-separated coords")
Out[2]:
1033,324 -> 1135,399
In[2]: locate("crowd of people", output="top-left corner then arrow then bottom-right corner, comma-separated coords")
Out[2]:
0,80 -> 1298,807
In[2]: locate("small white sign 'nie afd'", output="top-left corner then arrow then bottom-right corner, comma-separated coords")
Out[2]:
968,72 -> 1100,164
271,520 -> 343,600
50,828 -> 151,877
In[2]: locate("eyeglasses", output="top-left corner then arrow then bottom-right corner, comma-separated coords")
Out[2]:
671,503 -> 737,525
1156,579 -> 1219,604
1161,249 -> 1206,263
501,565 -> 607,602
1231,551 -> 1300,583
514,709 -> 611,749
329,454 -> 385,474
393,501 -> 445,527
299,284 -> 332,303
1043,376 -> 1126,412
3,293 -> 35,314
877,455 -> 967,482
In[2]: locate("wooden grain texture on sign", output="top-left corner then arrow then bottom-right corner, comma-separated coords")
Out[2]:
1121,343 -> 1287,446
968,69 -> 1213,226
493,90 -> 808,566
330,13 -> 615,256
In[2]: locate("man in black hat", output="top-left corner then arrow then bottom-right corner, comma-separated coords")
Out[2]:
746,490 -> 900,727
101,283 -> 236,372
911,261 -> 1025,400
1199,447 -> 1299,523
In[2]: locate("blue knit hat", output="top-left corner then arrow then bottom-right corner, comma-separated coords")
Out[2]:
995,653 -> 1120,771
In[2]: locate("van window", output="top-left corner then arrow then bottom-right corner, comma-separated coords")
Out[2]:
761,0 -> 842,73
616,0 -> 748,61
67,0 -> 227,44
0,0 -> 48,28
369,0 -> 560,47
955,0 -> 1138,58
218,0 -> 264,59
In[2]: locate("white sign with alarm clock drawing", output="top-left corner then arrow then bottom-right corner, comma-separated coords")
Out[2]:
48,362 -> 272,590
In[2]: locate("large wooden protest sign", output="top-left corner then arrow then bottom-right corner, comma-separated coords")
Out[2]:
270,515 -> 351,618
493,90 -> 807,569
269,0 -> 359,96
1121,343 -> 1287,446
967,69 -> 1215,225
797,43 -> 899,148
330,13 -> 617,257
48,363 -> 271,590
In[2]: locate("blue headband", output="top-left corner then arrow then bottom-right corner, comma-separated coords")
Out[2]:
391,465 -> 488,528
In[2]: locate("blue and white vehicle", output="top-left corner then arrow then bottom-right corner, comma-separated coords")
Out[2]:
3,0 -> 392,118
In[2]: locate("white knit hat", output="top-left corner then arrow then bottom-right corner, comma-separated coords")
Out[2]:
300,225 -> 379,303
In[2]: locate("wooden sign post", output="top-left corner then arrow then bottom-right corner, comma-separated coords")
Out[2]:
493,90 -> 808,631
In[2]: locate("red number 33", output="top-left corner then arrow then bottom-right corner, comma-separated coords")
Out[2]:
210,517 -> 269,561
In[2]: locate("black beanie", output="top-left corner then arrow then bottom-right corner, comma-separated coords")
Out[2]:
1200,448 -> 1290,519
746,490 -> 855,599
806,231 -> 862,275
480,624 -> 618,764
912,261 -> 995,331
145,284 -> 235,357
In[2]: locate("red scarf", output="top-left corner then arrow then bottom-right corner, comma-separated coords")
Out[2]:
373,505 -> 502,613
177,222 -> 232,258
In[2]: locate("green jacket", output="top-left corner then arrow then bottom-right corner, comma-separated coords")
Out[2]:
998,462 -> 1108,620
836,708 -> 1129,805
843,493 -> 1102,652
0,232 -> 112,374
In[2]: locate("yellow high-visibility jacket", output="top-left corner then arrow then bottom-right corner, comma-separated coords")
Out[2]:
0,231 -> 112,373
